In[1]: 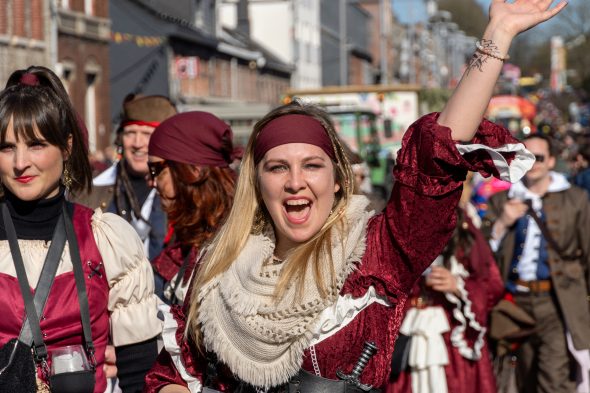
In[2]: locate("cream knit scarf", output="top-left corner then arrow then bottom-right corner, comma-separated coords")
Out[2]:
197,195 -> 373,388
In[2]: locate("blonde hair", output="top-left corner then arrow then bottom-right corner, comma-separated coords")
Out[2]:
186,101 -> 354,347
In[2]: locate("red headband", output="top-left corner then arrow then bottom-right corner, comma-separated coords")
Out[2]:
122,120 -> 161,128
19,73 -> 40,86
253,114 -> 336,164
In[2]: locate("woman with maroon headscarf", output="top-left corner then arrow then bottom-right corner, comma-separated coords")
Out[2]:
144,4 -> 564,392
147,111 -> 238,305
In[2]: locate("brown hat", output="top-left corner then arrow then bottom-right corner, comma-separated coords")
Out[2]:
120,95 -> 177,129
489,299 -> 535,342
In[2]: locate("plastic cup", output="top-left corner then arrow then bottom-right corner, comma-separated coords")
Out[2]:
50,345 -> 91,375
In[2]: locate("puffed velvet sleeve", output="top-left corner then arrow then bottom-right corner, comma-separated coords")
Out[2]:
144,293 -> 239,392
91,209 -> 162,346
144,305 -> 203,393
344,112 -> 533,301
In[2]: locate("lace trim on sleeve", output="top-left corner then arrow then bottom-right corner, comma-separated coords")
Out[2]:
443,255 -> 486,361
455,142 -> 534,183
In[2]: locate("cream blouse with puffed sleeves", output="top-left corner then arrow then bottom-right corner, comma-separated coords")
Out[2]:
91,209 -> 162,346
0,209 -> 162,347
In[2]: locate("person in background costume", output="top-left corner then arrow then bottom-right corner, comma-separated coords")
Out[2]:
482,133 -> 590,393
147,111 -> 238,304
386,182 -> 504,393
144,1 -> 565,391
0,66 -> 161,392
572,142 -> 590,198
76,94 -> 176,261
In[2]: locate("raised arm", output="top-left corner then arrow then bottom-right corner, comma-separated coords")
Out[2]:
438,0 -> 567,141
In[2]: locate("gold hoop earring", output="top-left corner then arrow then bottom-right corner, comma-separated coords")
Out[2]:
62,162 -> 73,190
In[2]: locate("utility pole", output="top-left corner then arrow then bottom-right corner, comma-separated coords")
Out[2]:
339,0 -> 347,85
379,0 -> 387,84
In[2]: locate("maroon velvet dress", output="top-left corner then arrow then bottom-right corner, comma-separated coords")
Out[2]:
385,213 -> 504,393
144,113 -> 525,392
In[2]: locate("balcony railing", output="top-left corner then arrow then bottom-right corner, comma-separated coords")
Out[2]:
57,9 -> 110,42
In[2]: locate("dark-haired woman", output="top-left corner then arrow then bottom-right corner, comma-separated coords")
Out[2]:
0,66 -> 161,393
386,183 -> 504,393
146,111 -> 238,305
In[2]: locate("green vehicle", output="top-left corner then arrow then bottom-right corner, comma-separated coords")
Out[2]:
328,108 -> 394,199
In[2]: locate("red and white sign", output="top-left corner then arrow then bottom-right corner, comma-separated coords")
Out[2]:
175,56 -> 199,79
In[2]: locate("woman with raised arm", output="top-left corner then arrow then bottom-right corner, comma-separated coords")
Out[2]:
145,1 -> 565,392
0,66 -> 161,393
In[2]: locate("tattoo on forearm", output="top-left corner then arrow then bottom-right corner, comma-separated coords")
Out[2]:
466,52 -> 488,76
466,39 -> 503,76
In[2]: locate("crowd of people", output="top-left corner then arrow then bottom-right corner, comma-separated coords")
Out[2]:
0,1 -> 584,393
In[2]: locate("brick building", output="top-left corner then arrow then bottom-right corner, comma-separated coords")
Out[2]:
357,0 -> 395,85
0,0 -> 52,84
111,0 -> 292,145
320,1 -> 373,86
56,0 -> 111,152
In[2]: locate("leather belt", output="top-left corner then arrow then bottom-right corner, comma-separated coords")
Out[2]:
229,369 -> 382,393
409,296 -> 432,309
516,279 -> 552,293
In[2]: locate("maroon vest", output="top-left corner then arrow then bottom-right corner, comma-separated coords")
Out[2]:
0,204 -> 110,392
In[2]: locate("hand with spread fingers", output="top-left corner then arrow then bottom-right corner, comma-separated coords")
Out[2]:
488,0 -> 568,38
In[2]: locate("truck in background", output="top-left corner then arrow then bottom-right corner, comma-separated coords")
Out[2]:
283,84 -> 421,199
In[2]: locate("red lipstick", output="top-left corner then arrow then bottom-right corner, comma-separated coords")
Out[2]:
15,176 -> 35,183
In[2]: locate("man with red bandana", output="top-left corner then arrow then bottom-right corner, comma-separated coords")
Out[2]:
78,95 -> 176,262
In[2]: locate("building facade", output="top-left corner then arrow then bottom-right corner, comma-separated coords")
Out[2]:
320,1 -> 373,86
56,0 -> 111,152
111,0 -> 292,145
220,0 -> 322,89
357,0 -> 395,85
0,0 -> 52,85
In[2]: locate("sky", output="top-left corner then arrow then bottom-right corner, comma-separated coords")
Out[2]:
391,0 -> 487,24
392,0 -> 580,29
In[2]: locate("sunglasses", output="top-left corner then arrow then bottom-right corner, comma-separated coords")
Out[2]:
148,160 -> 170,180
533,154 -> 546,163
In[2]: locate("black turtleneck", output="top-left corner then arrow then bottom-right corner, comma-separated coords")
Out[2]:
0,188 -> 65,241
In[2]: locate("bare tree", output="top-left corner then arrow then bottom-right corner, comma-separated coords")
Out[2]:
437,0 -> 487,38
551,1 -> 590,39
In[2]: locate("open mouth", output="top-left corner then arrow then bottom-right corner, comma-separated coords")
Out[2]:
284,199 -> 311,222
